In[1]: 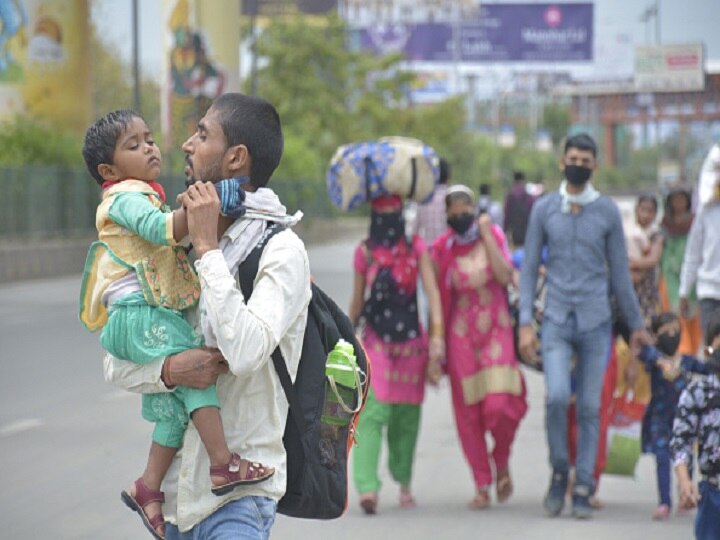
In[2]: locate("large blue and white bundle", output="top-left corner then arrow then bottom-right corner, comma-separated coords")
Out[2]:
326,136 -> 440,211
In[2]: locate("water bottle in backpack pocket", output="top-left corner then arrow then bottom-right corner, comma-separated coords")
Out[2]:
322,339 -> 366,427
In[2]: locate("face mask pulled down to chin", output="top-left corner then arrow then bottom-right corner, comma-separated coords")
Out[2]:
564,164 -> 592,186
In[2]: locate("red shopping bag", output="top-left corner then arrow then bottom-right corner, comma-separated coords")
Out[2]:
604,391 -> 646,477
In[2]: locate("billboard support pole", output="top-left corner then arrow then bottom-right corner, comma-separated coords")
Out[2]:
132,0 -> 141,113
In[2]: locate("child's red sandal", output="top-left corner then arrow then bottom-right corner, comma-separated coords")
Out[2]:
120,477 -> 166,540
210,452 -> 275,496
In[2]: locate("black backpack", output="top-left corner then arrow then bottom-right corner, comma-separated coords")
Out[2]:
238,224 -> 370,519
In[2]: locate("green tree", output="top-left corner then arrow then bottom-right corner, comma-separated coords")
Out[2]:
542,102 -> 571,149
252,15 -> 417,178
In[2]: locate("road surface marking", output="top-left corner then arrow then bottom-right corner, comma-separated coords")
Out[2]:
0,418 -> 43,436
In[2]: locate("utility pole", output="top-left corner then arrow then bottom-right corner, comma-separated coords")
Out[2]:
246,0 -> 259,96
132,0 -> 141,113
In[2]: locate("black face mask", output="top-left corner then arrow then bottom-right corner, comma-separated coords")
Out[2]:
447,213 -> 475,235
656,332 -> 681,356
564,164 -> 592,186
369,211 -> 404,247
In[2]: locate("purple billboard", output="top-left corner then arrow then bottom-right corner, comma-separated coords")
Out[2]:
358,3 -> 593,63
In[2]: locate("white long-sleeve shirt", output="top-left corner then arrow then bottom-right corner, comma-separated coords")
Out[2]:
103,226 -> 311,532
679,202 -> 720,301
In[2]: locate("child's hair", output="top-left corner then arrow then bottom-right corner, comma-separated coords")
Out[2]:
210,93 -> 283,188
651,311 -> 679,335
705,311 -> 720,347
564,133 -> 597,158
636,193 -> 658,212
82,109 -> 143,185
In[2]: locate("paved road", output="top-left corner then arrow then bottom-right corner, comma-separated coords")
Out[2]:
0,232 -> 692,539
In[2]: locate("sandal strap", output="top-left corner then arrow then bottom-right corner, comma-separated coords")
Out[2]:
147,512 -> 166,531
210,453 -> 269,482
134,478 -> 165,508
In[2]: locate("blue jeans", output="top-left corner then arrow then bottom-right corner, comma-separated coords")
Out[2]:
166,496 -> 277,540
695,482 -> 720,540
541,313 -> 611,491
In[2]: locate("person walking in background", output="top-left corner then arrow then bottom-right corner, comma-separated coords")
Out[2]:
503,170 -> 535,248
431,185 -> 527,510
518,133 -> 649,519
477,182 -> 504,225
659,186 -> 702,355
679,176 -> 720,340
411,157 -> 451,246
411,157 -> 451,325
638,312 -> 707,521
349,194 -> 444,515
626,194 -> 663,329
670,311 -> 720,539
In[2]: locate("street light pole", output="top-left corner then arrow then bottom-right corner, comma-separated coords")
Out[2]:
132,0 -> 141,114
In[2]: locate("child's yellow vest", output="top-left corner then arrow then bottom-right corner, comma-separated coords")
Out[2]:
79,180 -> 199,332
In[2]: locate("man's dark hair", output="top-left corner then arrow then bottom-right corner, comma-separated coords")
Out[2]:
564,133 -> 597,158
211,93 -> 284,188
479,183 -> 491,196
438,158 -> 450,185
82,109 -> 141,185
705,311 -> 720,347
651,311 -> 679,335
513,171 -> 525,183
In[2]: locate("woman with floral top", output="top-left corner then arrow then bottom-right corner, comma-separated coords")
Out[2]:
431,185 -> 527,509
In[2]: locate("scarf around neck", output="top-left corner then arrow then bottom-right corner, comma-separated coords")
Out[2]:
219,187 -> 303,277
559,180 -> 600,213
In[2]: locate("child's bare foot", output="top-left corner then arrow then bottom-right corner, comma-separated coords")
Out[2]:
468,490 -> 491,510
210,452 -> 275,496
120,478 -> 166,540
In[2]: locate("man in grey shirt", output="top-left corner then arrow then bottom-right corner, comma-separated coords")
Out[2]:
518,133 -> 649,519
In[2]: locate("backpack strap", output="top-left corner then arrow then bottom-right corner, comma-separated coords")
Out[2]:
236,223 -> 307,434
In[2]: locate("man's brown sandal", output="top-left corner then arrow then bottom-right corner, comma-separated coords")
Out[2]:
120,477 -> 166,540
210,452 -> 275,496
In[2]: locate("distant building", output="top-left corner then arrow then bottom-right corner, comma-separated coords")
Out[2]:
556,71 -> 720,167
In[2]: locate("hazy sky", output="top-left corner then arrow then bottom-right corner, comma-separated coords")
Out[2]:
92,0 -> 720,80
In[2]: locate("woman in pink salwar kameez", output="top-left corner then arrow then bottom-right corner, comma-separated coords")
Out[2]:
431,185 -> 528,509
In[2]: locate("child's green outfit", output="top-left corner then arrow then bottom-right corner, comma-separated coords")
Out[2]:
80,179 -> 217,448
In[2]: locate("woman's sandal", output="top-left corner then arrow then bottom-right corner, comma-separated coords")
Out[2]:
120,477 -> 166,540
399,491 -> 417,509
496,469 -> 513,503
359,492 -> 378,515
468,490 -> 491,510
210,452 -> 275,496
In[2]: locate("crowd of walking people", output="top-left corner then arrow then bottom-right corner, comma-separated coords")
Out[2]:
83,85 -> 718,539
351,133 -> 720,539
